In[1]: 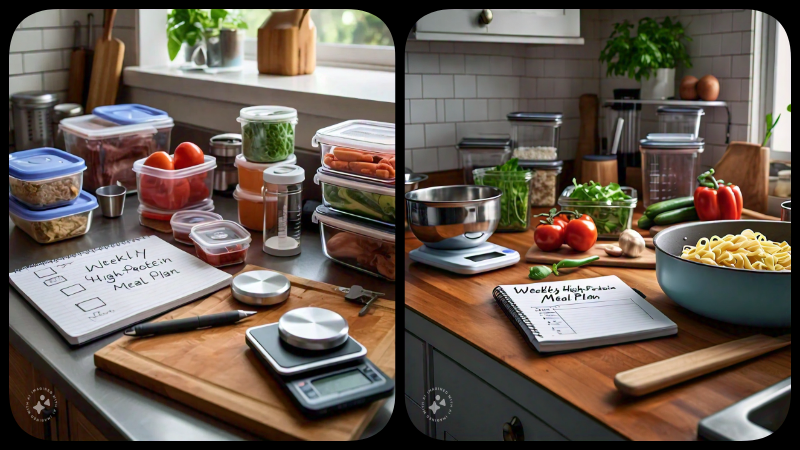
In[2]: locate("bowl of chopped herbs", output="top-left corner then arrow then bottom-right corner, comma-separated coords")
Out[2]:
558,179 -> 638,239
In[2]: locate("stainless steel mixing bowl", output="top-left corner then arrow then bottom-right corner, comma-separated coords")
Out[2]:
405,185 -> 502,250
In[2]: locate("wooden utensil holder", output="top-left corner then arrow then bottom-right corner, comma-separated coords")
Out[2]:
257,9 -> 316,76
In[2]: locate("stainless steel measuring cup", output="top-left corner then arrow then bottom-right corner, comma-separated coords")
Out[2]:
96,184 -> 127,218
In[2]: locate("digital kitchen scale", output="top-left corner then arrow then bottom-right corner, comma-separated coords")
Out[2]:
409,242 -> 520,274
245,308 -> 394,419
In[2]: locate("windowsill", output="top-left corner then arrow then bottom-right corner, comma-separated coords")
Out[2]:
123,61 -> 395,121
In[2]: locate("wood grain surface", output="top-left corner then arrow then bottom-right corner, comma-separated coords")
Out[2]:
405,208 -> 790,441
714,142 -> 769,213
86,10 -> 124,111
525,238 -> 655,269
257,9 -> 316,76
95,265 -> 395,441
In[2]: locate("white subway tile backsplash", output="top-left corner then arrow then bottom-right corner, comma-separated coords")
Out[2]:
440,54 -> 465,74
464,99 -> 488,121
545,99 -> 564,115
477,76 -> 519,98
43,28 -> 76,49
405,75 -> 422,99
730,101 -> 749,125
20,9 -> 61,28
712,12 -> 733,33
9,29 -> 42,52
9,74 -> 43,95
501,99 -> 516,117
740,79 -> 751,101
43,70 -> 69,91
712,56 -> 732,78
718,78 -> 741,101
732,10 -> 751,31
23,51 -> 64,73
59,9 -> 103,27
721,33 -> 742,55
520,78 -> 537,98
465,55 -> 492,75
436,99 -> 446,122
437,146 -> 460,171
115,9 -> 137,28
537,78 -> 555,99
405,151 -> 413,167
454,75 -> 477,98
525,59 -> 544,78
408,53 -> 439,74
445,99 -> 464,122
741,31 -> 752,54
544,59 -> 566,77
456,121 -> 510,143
527,46 -> 555,59
429,42 -> 454,53
404,100 -> 410,124
413,148 -> 439,172
512,58 -> 526,76
701,34 -> 721,56
706,123 -> 727,144
690,57 -> 713,79
410,99 -> 437,123
490,56 -> 513,75
9,54 -> 23,75
488,99 -> 502,120
405,40 -> 430,53
554,78 -> 570,98
731,55 -> 751,78
425,123 -> 456,147
405,125 -> 425,149
422,75 -> 454,98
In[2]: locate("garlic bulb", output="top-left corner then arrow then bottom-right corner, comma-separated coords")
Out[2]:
604,245 -> 623,257
618,229 -> 645,258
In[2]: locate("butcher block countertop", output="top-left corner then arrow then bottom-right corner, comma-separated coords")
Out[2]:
404,209 -> 791,441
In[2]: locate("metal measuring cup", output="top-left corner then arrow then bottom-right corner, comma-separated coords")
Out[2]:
96,184 -> 127,218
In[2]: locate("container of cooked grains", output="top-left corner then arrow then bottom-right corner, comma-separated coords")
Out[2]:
237,106 -> 297,163
457,135 -> 512,184
9,190 -> 98,244
507,112 -> 562,161
9,147 -> 86,210
519,160 -> 563,207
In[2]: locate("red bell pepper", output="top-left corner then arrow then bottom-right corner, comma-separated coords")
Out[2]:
694,168 -> 743,221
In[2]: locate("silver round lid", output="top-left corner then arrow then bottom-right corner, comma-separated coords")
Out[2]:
11,91 -> 59,107
231,271 -> 291,306
209,133 -> 242,158
278,307 -> 349,351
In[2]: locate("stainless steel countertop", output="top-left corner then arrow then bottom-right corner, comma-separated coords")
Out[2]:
8,195 -> 394,441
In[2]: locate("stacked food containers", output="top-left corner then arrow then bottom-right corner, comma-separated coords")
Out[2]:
656,106 -> 704,138
457,136 -> 512,184
312,120 -> 396,281
507,112 -> 562,161
9,148 -> 98,244
639,134 -> 705,208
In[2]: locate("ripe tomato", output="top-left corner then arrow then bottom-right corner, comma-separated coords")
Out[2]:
564,217 -> 598,252
144,151 -> 174,170
534,222 -> 565,252
187,174 -> 210,203
173,142 -> 205,170
573,213 -> 595,223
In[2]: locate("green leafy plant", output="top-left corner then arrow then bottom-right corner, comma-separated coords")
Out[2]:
566,179 -> 634,235
763,113 -> 781,147
166,9 -> 248,61
599,17 -> 692,82
473,158 -> 532,232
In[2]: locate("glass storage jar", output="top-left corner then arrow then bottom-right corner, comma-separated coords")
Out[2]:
507,112 -> 562,161
457,135 -> 512,184
774,170 -> 791,198
472,166 -> 534,232
519,160 -> 563,207
657,106 -> 704,138
92,104 -> 175,153
639,134 -> 705,208
262,165 -> 304,257
237,106 -> 297,163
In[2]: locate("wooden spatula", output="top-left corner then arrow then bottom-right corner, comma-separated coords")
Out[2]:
615,334 -> 790,396
86,9 -> 124,111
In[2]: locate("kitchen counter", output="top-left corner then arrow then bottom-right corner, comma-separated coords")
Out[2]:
404,210 -> 790,441
9,195 -> 394,441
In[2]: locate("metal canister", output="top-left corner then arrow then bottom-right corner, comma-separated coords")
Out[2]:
11,91 -> 59,151
209,133 -> 242,195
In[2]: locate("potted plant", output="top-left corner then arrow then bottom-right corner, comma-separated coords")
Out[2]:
599,17 -> 692,100
166,9 -> 248,64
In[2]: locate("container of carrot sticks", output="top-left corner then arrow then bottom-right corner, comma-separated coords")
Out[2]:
312,120 -> 396,184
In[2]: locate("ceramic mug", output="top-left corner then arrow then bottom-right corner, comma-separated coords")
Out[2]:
192,29 -> 222,67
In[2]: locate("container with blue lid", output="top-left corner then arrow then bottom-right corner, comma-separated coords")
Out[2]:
9,148 -> 87,210
9,190 -> 98,244
92,104 -> 175,153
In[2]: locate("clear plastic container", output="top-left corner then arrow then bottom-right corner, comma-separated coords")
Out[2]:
457,136 -> 512,184
313,205 -> 396,281
558,185 -> 638,239
138,199 -> 214,230
519,160 -> 563,207
315,168 -> 395,226
132,155 -> 216,212
9,148 -> 86,210
59,114 -> 158,192
170,210 -> 223,245
9,190 -> 98,244
313,120 -> 395,183
472,167 -> 534,233
237,106 -> 297,163
639,134 -> 705,208
657,106 -> 704,138
263,165 -> 304,257
189,220 -> 251,267
774,170 -> 791,198
92,104 -> 174,153
234,185 -> 274,231
507,112 -> 562,161
234,152 -> 297,194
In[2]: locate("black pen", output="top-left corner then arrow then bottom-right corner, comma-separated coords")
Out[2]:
124,310 -> 257,337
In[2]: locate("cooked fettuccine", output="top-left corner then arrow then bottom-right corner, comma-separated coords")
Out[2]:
681,229 -> 791,271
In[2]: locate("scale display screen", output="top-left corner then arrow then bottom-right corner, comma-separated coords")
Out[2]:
313,370 -> 372,396
466,251 -> 506,262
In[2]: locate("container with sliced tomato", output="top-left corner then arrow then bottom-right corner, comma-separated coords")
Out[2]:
132,154 -> 216,212
137,199 -> 215,230
189,220 -> 252,268
312,120 -> 395,184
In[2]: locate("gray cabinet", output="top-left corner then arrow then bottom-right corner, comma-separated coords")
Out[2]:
404,331 -> 426,400
404,396 -> 428,436
414,9 -> 583,45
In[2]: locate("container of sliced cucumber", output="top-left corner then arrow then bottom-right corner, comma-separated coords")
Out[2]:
315,168 -> 395,226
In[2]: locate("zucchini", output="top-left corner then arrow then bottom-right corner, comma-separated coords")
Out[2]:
653,206 -> 699,225
637,215 -> 654,230
645,197 -> 695,219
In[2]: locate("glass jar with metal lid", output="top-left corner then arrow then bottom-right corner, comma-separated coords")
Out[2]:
209,133 -> 242,195
657,106 -> 705,138
518,160 -> 564,207
11,91 -> 59,151
639,133 -> 705,208
457,135 -> 512,184
507,112 -> 562,161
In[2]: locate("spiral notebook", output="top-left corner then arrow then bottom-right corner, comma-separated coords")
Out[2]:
9,236 -> 232,346
493,275 -> 677,353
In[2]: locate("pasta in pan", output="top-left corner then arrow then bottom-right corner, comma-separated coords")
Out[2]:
681,229 -> 791,271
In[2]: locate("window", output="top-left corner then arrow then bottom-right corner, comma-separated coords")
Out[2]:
753,13 -> 791,154
240,9 -> 394,70
771,20 -> 790,153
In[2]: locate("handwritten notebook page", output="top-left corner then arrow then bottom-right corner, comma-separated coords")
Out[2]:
9,235 -> 232,345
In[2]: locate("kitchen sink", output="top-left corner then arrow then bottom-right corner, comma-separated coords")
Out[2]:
698,377 -> 790,441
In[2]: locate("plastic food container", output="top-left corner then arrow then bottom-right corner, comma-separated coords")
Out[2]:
315,168 -> 395,226
9,190 -> 98,244
170,210 -> 223,245
132,155 -> 216,212
92,104 -> 174,153
639,134 -> 705,208
233,185 -> 276,231
313,120 -> 395,183
138,199 -> 214,230
519,160 -> 563,207
558,185 -> 638,239
472,167 -> 534,233
457,136 -> 512,184
59,114 -> 158,192
657,106 -> 704,138
9,147 -> 86,210
237,106 -> 297,163
189,220 -> 252,268
234,152 -> 297,194
313,206 -> 396,281
507,112 -> 562,161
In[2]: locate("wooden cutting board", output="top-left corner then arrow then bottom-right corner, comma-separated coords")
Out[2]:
714,142 -> 769,213
86,9 -> 124,111
575,94 -> 599,182
525,238 -> 655,269
94,265 -> 395,441
66,21 -> 86,104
